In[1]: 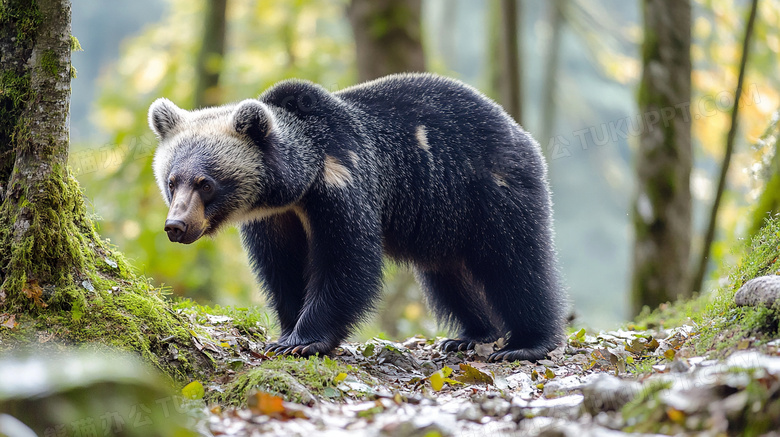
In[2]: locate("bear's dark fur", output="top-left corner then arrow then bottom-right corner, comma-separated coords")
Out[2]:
149,73 -> 565,362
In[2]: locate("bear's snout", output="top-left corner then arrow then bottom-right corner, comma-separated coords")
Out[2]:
164,219 -> 187,242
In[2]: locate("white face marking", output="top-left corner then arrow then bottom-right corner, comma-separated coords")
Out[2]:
323,155 -> 353,188
492,172 -> 509,188
415,125 -> 430,151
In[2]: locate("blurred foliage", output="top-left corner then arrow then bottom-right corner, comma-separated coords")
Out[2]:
692,0 -> 780,279
0,348 -> 196,436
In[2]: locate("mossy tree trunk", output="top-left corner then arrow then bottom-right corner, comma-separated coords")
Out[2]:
0,0 -> 208,381
630,0 -> 692,315
1,0 -> 79,305
347,0 -> 425,82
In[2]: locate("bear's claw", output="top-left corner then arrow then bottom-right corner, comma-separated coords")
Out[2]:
265,341 -> 332,358
440,339 -> 477,352
487,346 -> 550,363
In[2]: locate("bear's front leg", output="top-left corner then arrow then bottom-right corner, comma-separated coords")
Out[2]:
240,213 -> 309,345
266,201 -> 383,357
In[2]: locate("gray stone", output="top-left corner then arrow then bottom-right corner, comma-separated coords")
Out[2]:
735,276 -> 780,307
581,374 -> 641,414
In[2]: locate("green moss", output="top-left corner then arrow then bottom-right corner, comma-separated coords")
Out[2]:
217,356 -> 351,406
0,171 -> 213,382
40,49 -> 59,76
632,215 -> 780,357
70,35 -> 82,52
0,0 -> 41,41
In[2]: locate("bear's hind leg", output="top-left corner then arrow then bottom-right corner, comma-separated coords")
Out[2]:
415,264 -> 501,352
467,228 -> 565,362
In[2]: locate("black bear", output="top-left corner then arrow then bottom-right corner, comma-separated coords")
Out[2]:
148,73 -> 565,362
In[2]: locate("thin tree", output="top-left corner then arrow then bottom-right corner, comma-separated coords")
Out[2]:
194,0 -> 227,108
499,0 -> 522,124
539,0 -> 566,161
347,0 -> 425,82
0,0 -> 205,378
630,0 -> 692,315
691,0 -> 760,293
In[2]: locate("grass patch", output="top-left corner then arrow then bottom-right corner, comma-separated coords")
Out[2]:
632,215 -> 780,358
216,356 -> 353,406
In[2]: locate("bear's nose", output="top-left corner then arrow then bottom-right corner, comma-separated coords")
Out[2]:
164,219 -> 188,242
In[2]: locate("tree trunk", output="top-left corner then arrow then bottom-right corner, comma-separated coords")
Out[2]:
0,0 -> 207,380
691,0 -> 759,293
194,0 -> 227,108
347,0 -> 425,82
498,0 -> 522,124
630,0 -> 692,315
1,0 -> 76,302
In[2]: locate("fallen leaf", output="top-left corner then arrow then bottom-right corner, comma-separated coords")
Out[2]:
1,314 -> 15,329
664,349 -> 676,360
456,363 -> 494,385
430,370 -> 445,391
182,381 -> 205,400
248,391 -> 286,415
22,280 -> 47,308
333,372 -> 348,383
430,366 -> 453,391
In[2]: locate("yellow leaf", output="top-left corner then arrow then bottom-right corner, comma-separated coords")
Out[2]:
430,370 -> 445,391
333,372 -> 348,383
664,349 -> 676,361
545,368 -> 555,380
456,363 -> 494,385
667,407 -> 686,424
181,381 -> 205,400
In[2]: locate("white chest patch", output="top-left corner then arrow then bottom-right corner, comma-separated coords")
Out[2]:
415,125 -> 430,151
323,155 -> 354,188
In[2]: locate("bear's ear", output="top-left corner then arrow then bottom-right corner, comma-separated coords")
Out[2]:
232,100 -> 273,144
149,98 -> 185,141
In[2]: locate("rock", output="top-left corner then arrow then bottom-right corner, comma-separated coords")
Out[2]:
457,404 -> 485,422
735,276 -> 780,307
582,374 -> 641,414
479,397 -> 510,417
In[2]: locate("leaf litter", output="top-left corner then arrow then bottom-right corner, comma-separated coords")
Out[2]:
174,316 -> 780,436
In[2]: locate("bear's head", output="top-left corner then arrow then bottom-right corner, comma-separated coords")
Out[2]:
148,98 -> 283,244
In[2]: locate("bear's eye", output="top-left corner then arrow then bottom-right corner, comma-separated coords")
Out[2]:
168,181 -> 174,191
201,183 -> 212,192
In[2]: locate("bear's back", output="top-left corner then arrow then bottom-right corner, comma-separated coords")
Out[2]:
331,74 -> 547,262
